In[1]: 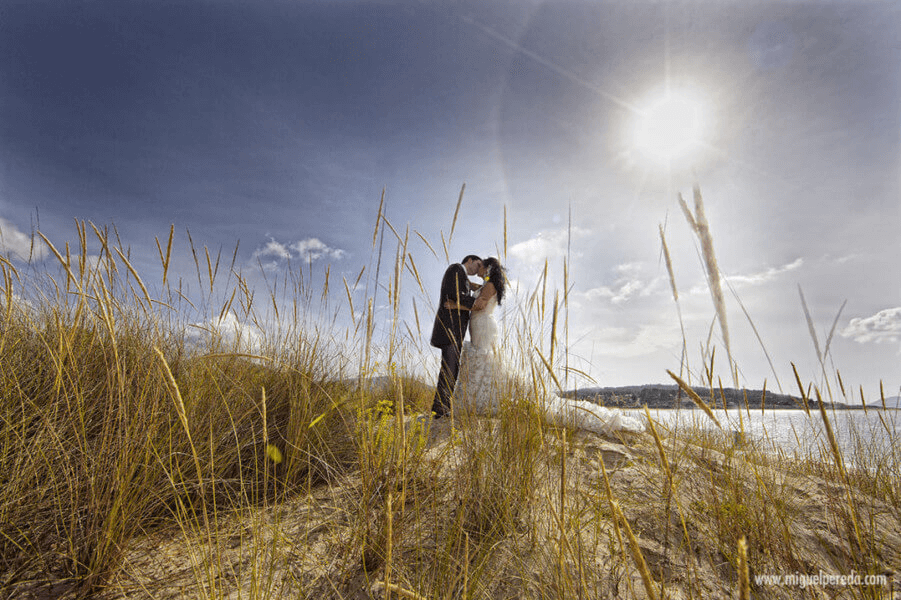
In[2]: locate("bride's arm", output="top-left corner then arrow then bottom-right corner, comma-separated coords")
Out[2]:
445,282 -> 496,311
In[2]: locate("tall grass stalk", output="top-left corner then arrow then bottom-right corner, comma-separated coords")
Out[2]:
667,369 -> 722,429
613,501 -> 659,600
737,535 -> 750,600
678,185 -> 736,387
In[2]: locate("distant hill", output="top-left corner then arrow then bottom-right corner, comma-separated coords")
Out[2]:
881,396 -> 901,409
353,377 -> 881,411
562,384 -> 860,410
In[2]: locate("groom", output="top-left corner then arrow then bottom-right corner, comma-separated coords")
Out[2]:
430,255 -> 482,418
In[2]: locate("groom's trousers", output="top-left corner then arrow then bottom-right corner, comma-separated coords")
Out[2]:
431,343 -> 461,418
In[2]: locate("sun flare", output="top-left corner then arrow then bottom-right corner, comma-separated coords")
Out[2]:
633,89 -> 709,165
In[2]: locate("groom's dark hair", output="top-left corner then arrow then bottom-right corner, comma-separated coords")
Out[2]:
461,255 -> 482,265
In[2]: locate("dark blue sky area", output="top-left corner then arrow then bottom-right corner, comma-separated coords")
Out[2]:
2,1 -> 897,236
0,1 -> 506,235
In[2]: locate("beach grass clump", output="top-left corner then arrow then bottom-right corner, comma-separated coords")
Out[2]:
0,304 -> 174,593
0,225 -> 367,596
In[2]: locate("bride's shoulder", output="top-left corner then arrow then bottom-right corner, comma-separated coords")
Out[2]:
480,282 -> 499,309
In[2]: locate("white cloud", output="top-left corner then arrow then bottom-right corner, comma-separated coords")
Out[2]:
0,291 -> 35,316
573,262 -> 662,306
689,258 -> 804,294
508,227 -> 590,268
834,253 -> 865,265
290,238 -> 346,261
59,253 -> 104,275
614,262 -> 644,276
728,258 -> 803,287
251,236 -> 345,271
0,218 -> 45,261
254,238 -> 292,261
579,280 -> 644,305
841,307 -> 901,344
187,311 -> 264,352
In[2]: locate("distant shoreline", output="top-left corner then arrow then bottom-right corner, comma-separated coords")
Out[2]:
563,385 -> 899,411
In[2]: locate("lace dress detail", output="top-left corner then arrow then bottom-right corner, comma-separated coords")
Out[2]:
456,294 -> 503,415
455,290 -> 644,434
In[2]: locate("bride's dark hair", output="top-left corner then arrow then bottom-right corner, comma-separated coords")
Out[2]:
483,257 -> 506,305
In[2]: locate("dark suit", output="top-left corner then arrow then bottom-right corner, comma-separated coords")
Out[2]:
430,263 -> 475,417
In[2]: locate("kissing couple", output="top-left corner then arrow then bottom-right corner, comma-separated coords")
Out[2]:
429,255 -> 644,435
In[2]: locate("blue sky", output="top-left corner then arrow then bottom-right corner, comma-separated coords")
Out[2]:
1,0 -> 898,399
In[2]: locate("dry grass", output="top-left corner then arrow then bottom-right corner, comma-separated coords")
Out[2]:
1,199 -> 899,599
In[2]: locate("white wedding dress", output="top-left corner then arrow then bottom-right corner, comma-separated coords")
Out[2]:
455,290 -> 644,435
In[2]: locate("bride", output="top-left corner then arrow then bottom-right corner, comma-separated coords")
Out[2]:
444,257 -> 644,435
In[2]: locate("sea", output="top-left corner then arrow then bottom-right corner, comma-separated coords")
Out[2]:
634,407 -> 901,462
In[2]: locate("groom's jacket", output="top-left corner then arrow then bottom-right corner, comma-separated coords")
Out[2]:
430,263 -> 476,348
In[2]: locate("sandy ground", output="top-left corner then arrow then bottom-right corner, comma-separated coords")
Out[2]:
97,416 -> 901,600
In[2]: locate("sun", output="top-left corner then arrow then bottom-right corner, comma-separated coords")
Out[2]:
633,89 -> 709,166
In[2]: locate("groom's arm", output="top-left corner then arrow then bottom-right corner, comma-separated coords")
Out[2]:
447,281 -> 496,312
443,265 -> 475,309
